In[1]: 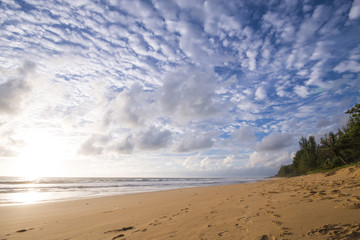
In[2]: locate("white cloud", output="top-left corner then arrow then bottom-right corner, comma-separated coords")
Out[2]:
0,0 -> 359,177
306,60 -> 329,88
246,151 -> 291,169
246,50 -> 257,71
137,127 -> 172,150
78,134 -> 109,156
296,19 -> 319,44
174,132 -> 214,153
262,11 -> 295,43
294,85 -> 309,98
0,128 -> 20,157
106,84 -> 154,128
111,135 -> 134,155
221,155 -> 234,167
256,132 -> 293,152
310,41 -> 331,60
255,86 -> 267,101
0,61 -> 34,115
182,153 -> 208,170
159,68 -> 223,121
0,146 -> 15,157
233,126 -> 256,148
152,0 -> 178,21
349,0 -> 360,20
200,157 -> 211,168
334,60 -> 360,73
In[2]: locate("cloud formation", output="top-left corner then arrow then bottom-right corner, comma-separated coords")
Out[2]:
175,132 -> 214,153
0,0 -> 359,177
0,61 -> 34,115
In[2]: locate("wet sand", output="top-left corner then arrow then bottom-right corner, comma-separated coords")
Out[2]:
0,165 -> 359,240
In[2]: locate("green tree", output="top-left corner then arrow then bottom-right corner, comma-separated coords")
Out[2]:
277,164 -> 294,177
276,98 -> 360,177
345,100 -> 360,136
320,132 -> 348,166
297,136 -> 318,172
343,99 -> 360,163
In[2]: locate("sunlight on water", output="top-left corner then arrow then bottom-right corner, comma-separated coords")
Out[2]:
10,190 -> 51,205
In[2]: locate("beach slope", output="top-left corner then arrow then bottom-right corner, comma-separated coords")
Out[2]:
1,165 -> 359,240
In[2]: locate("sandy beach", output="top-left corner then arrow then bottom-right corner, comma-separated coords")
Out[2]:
0,165 -> 359,240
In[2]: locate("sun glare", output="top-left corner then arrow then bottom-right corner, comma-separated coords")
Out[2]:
15,129 -> 69,177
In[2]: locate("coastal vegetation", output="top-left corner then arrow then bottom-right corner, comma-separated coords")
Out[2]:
277,99 -> 360,177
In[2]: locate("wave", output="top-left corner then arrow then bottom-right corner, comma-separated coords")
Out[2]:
0,176 -> 260,205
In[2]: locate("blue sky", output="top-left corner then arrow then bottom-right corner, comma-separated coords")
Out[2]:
0,0 -> 359,178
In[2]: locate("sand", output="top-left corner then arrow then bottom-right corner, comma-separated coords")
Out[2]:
0,165 -> 359,240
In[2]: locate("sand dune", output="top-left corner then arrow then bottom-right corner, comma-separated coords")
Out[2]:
1,165 -> 359,240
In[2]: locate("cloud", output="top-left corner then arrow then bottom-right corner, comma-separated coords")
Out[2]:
256,132 -> 293,152
316,118 -> 333,128
262,11 -> 295,43
0,61 -> 34,115
246,151 -> 291,169
111,135 -> 134,154
78,134 -> 110,156
334,60 -> 360,73
182,154 -> 208,170
0,0 -> 359,177
174,132 -> 214,153
294,85 -> 309,98
246,50 -> 257,71
160,68 -> 223,121
0,146 -> 16,157
200,157 -> 211,168
310,41 -> 332,61
306,59 -> 329,88
152,0 -> 178,20
137,127 -> 172,150
255,86 -> 267,101
233,126 -> 256,148
349,0 -> 360,20
106,84 -> 154,128
220,155 -> 233,167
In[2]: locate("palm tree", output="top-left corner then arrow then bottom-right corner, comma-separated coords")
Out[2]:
320,132 -> 348,165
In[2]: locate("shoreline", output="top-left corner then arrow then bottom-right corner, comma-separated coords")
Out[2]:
0,176 -> 261,206
0,183 -> 244,207
0,165 -> 359,239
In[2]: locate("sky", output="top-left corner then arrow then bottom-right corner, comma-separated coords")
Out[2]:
0,0 -> 359,178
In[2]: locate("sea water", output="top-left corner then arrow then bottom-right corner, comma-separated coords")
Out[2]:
0,176 -> 261,205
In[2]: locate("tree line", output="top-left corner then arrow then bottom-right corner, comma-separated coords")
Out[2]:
276,99 -> 360,177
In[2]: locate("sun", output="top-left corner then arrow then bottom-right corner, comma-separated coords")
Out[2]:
15,129 -> 69,178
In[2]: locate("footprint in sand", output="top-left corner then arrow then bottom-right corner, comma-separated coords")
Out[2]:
111,234 -> 124,240
218,231 -> 228,237
353,196 -> 360,201
342,203 -> 360,209
104,226 -> 134,234
235,223 -> 248,232
308,223 -> 360,239
104,226 -> 134,240
16,228 -> 34,233
272,220 -> 283,226
180,207 -> 189,212
259,234 -> 276,240
133,228 -> 147,233
149,220 -> 162,226
279,230 -> 293,237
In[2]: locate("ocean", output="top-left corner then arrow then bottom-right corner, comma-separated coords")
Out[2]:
0,176 -> 261,205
